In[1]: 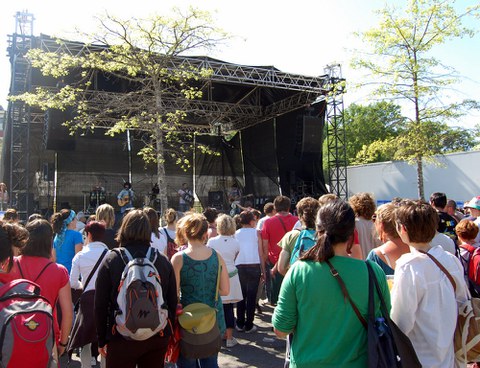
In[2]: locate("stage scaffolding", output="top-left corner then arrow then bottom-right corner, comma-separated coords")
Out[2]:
3,11 -> 348,218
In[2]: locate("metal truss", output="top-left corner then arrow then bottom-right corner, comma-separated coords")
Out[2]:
324,64 -> 348,200
38,36 -> 329,94
35,35 -> 329,133
4,12 -> 35,218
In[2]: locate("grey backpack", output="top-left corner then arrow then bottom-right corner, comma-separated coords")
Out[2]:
114,247 -> 169,341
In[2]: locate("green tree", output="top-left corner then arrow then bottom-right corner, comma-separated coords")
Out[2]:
13,7 -> 226,211
354,121 -> 476,164
352,0 -> 479,199
344,101 -> 405,164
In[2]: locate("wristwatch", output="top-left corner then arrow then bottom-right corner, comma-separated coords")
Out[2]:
59,341 -> 68,347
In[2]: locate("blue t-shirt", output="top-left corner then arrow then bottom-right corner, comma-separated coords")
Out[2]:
54,229 -> 83,273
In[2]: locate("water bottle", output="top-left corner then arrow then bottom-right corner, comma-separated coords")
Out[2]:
375,317 -> 388,336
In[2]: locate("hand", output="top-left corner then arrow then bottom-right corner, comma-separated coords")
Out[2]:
57,345 -> 66,357
270,268 -> 277,277
98,345 -> 107,357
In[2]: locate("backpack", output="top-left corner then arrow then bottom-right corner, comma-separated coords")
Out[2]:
0,279 -> 56,368
114,247 -> 169,341
290,229 -> 316,265
460,244 -> 480,297
163,228 -> 178,260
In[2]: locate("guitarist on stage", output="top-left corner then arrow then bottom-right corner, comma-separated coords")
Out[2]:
178,183 -> 194,212
117,182 -> 134,214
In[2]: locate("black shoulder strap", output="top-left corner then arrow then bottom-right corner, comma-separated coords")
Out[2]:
163,228 -> 174,243
17,259 -> 53,283
82,249 -> 108,291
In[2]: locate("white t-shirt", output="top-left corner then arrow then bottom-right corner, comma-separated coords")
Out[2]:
207,235 -> 240,273
391,246 -> 468,368
150,232 -> 165,254
431,232 -> 456,255
256,215 -> 270,231
235,227 -> 261,265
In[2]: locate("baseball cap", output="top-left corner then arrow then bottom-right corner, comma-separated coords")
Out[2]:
464,196 -> 480,211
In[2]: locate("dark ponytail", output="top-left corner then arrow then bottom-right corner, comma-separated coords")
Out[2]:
300,199 -> 355,263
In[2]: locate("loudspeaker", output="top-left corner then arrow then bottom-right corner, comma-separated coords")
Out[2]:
301,116 -> 324,154
45,108 -> 76,151
208,191 -> 223,209
296,116 -> 324,157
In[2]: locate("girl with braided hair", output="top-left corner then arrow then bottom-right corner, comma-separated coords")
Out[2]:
272,199 -> 390,368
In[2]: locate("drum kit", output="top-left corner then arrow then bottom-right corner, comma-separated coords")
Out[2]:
82,185 -> 109,214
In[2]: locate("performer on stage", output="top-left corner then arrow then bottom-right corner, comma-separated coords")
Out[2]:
90,182 -> 107,209
117,182 -> 134,214
0,183 -> 8,211
177,183 -> 193,212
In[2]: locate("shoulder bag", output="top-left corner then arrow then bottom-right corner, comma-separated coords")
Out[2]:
422,251 -> 480,363
326,260 -> 421,368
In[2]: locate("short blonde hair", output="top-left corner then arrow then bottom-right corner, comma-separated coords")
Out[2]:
216,214 -> 236,236
96,204 -> 115,228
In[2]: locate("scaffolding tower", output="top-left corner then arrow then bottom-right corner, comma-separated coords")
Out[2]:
5,12 -> 35,219
324,64 -> 348,199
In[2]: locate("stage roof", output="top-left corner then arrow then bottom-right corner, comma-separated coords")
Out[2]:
27,34 -> 330,134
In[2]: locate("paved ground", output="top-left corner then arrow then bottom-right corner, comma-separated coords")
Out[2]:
61,303 -> 286,368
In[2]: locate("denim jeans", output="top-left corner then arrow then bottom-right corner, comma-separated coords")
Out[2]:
177,354 -> 218,368
236,264 -> 261,330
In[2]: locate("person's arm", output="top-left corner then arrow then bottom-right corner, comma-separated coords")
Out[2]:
217,252 -> 230,296
74,231 -> 83,254
217,254 -> 230,296
57,282 -> 73,356
262,238 -> 269,265
277,249 -> 290,276
171,252 -> 183,299
272,268 -> 297,338
69,253 -> 82,290
51,248 -> 57,262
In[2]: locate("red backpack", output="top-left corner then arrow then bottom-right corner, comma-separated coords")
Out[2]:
0,279 -> 55,367
460,243 -> 480,296
163,228 -> 178,260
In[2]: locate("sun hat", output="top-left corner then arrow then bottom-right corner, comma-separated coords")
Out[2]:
464,196 -> 480,211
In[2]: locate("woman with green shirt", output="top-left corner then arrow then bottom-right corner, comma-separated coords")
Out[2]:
272,199 -> 391,368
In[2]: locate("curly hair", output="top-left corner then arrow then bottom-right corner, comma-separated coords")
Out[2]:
349,192 -> 376,219
456,219 -> 479,242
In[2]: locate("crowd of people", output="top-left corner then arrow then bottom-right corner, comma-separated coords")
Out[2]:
0,190 -> 478,367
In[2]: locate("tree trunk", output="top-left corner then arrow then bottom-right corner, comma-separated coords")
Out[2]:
416,155 -> 424,200
155,128 -> 168,214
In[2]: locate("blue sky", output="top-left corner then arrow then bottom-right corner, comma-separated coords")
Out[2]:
1,0 -> 478,128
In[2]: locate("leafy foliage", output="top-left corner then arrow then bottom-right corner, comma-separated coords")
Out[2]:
351,0 -> 479,198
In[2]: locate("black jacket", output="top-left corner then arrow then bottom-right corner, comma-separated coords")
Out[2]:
94,244 -> 177,347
